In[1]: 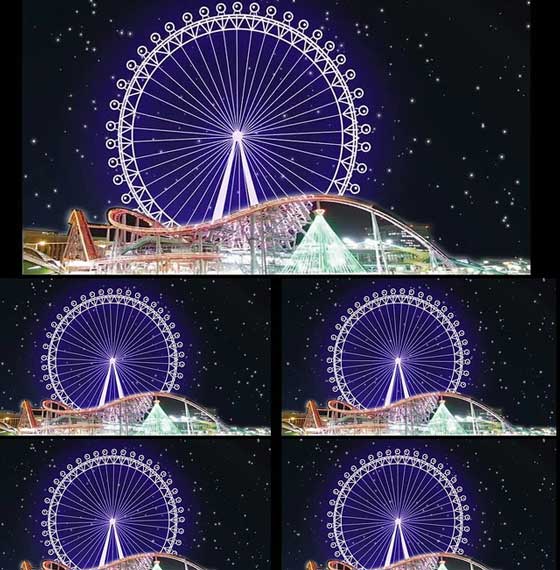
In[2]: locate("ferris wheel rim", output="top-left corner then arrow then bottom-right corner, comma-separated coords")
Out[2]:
328,289 -> 468,410
328,450 -> 469,570
43,450 -> 182,570
108,3 -> 369,226
42,289 -> 182,410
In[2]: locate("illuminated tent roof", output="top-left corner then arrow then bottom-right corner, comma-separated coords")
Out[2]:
282,210 -> 365,274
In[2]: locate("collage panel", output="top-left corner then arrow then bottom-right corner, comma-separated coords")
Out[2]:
2,437 -> 270,569
22,0 -> 530,277
282,278 -> 556,436
0,278 -> 271,436
282,437 -> 557,570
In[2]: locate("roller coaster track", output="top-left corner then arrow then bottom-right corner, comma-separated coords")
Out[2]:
303,391 -> 511,433
17,392 -> 226,434
41,552 -> 208,570
106,194 -> 453,267
381,551 -> 494,570
307,552 -> 494,570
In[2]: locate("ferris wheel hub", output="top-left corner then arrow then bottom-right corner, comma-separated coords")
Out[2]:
232,130 -> 244,142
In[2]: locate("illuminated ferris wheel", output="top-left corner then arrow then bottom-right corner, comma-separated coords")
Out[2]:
328,289 -> 470,410
41,289 -> 184,410
328,449 -> 470,570
42,449 -> 184,570
107,2 -> 371,226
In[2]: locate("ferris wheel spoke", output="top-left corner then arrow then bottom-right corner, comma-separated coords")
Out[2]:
58,367 -> 107,403
237,28 -> 254,129
68,472 -> 112,520
398,308 -> 434,354
399,466 -> 436,523
148,69 -> 230,133
242,141 -> 324,195
244,47 -> 323,132
406,336 -> 455,361
241,143 -> 288,200
244,138 -> 334,186
363,310 -> 400,357
135,110 -> 226,137
172,145 -> 233,223
249,133 -> 342,151
253,110 -> 342,138
248,75 -> 334,140
149,140 -> 231,200
195,34 -> 237,127
62,318 -> 110,360
407,497 -> 458,528
61,318 -> 108,360
141,140 -> 229,189
402,521 -> 452,552
238,34 -> 284,130
164,51 -> 233,131
82,308 -> 114,356
140,86 -> 226,135
243,43 -> 311,132
353,527 -> 395,567
119,489 -> 170,525
404,364 -> 452,392
61,525 -> 108,562
401,311 -> 447,358
244,148 -> 290,201
167,142 -> 233,221
115,471 -> 164,516
343,366 -> 392,407
343,488 -> 390,520
220,29 -> 239,126
346,318 -> 396,359
117,363 -> 169,391
248,84 -> 336,135
113,312 -> 164,356
243,38 -> 306,128
202,31 -> 240,127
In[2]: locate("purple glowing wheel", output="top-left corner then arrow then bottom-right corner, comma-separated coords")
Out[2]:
328,449 -> 470,569
41,289 -> 185,410
328,289 -> 470,409
107,2 -> 371,226
42,449 -> 184,570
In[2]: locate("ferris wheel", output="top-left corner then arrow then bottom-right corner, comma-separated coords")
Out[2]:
327,289 -> 470,410
107,2 -> 371,226
41,289 -> 184,410
328,449 -> 470,570
42,449 -> 184,570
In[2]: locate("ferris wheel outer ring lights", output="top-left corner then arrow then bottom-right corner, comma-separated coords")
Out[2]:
327,288 -> 470,409
327,449 -> 470,570
41,289 -> 184,409
41,449 -> 184,570
108,2 -> 371,226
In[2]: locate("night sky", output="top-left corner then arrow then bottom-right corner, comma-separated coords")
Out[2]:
282,278 -> 556,427
0,437 -> 270,569
282,438 -> 556,570
0,278 -> 271,427
23,0 -> 530,258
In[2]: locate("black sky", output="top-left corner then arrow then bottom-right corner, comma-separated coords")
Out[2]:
22,0 -> 531,258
